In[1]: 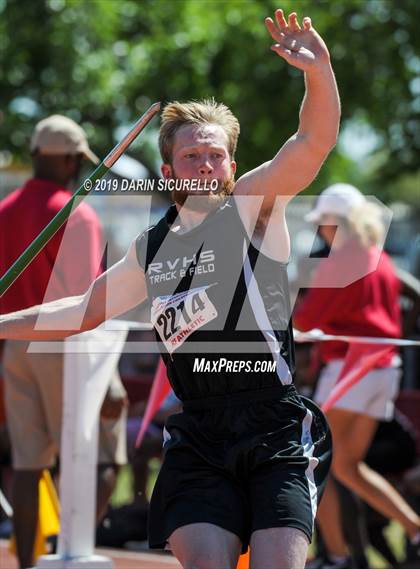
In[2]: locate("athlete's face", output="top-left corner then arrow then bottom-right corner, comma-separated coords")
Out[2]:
161,123 -> 237,211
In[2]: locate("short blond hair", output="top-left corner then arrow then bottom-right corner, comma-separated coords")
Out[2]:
348,202 -> 385,247
159,99 -> 240,164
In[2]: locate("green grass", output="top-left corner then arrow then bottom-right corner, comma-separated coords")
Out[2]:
110,464 -> 134,507
111,459 -> 161,507
366,522 -> 406,568
307,521 -> 406,569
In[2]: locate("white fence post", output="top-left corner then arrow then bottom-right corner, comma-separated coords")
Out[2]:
37,327 -> 128,569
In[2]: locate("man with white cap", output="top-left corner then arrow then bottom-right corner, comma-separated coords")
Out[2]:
294,184 -> 420,568
0,116 -> 127,569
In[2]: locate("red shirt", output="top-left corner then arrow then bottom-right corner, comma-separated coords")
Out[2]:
293,238 -> 401,366
0,178 -> 103,313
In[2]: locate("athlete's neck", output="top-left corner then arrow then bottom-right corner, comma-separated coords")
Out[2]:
172,204 -> 208,234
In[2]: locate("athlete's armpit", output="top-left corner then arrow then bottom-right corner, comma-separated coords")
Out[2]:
82,239 -> 148,328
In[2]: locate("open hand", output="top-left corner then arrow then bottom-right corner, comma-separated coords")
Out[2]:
265,9 -> 330,72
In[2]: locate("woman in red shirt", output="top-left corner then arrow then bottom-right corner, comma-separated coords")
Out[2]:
294,184 -> 420,568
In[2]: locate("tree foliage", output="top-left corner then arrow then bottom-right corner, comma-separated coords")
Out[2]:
1,0 -> 419,203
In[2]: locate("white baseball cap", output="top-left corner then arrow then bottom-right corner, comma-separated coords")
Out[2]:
305,183 -> 366,223
30,114 -> 99,164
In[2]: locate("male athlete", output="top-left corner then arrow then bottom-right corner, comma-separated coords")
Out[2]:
1,10 -> 340,568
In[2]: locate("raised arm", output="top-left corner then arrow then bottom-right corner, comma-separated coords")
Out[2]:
235,9 -> 340,204
0,239 -> 147,340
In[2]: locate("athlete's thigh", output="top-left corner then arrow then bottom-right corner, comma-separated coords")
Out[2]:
169,522 -> 241,569
248,397 -> 331,544
148,441 -> 249,552
249,527 -> 309,569
327,408 -> 378,464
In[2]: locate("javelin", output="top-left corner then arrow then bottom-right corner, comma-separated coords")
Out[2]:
0,102 -> 161,298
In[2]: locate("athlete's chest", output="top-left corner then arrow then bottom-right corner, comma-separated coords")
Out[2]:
144,206 -> 247,298
144,210 -> 250,353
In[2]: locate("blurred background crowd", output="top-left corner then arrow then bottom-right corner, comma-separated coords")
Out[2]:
0,1 -> 419,568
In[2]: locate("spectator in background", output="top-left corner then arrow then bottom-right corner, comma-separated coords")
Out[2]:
396,267 -> 420,391
0,115 -> 127,569
294,184 -> 420,569
127,390 -> 182,511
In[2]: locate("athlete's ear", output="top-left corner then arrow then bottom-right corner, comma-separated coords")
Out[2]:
230,160 -> 237,175
161,163 -> 173,179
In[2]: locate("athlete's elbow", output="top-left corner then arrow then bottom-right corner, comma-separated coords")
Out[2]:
81,310 -> 104,332
325,133 -> 338,153
315,134 -> 337,158
79,295 -> 105,332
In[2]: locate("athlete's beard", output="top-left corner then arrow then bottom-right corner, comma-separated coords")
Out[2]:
170,174 -> 235,213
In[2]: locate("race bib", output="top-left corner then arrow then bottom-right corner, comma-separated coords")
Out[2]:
151,285 -> 218,354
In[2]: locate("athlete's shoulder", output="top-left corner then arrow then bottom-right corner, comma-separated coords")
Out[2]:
136,208 -> 171,245
135,208 -> 171,269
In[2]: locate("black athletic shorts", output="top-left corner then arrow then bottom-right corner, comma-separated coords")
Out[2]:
148,385 -> 332,552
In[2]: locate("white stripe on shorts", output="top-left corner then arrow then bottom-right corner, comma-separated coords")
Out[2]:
301,408 -> 319,529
